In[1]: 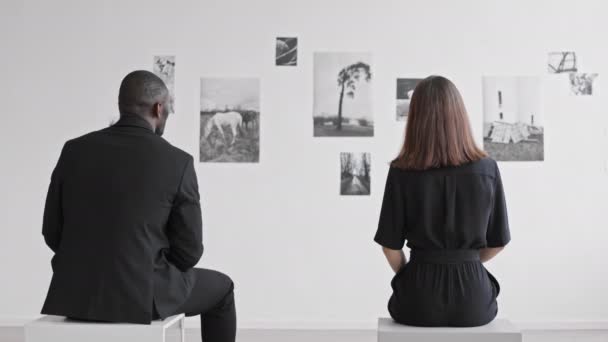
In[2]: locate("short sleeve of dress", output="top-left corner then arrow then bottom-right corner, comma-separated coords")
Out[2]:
374,167 -> 406,250
486,162 -> 511,247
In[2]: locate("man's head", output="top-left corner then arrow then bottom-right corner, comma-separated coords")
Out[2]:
118,70 -> 172,136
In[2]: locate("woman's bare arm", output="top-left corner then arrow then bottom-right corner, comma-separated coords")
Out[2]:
382,247 -> 407,273
480,246 -> 504,263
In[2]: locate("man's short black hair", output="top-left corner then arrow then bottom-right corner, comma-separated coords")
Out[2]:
118,70 -> 169,116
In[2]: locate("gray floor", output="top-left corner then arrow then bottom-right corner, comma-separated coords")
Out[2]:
3,326 -> 608,342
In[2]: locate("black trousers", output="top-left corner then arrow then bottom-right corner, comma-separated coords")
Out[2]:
388,249 -> 500,327
153,268 -> 236,342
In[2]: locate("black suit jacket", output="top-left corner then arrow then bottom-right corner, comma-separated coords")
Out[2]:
40,114 -> 203,324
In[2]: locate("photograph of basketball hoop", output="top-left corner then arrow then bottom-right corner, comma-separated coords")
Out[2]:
276,37 -> 297,66
200,78 -> 260,163
482,76 -> 544,161
548,51 -> 577,74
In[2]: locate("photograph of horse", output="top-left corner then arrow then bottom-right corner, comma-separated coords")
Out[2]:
200,78 -> 260,163
202,111 -> 244,146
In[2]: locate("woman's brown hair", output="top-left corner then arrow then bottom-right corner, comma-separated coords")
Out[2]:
392,75 -> 487,170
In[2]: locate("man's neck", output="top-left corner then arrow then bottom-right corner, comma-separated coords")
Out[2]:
118,112 -> 156,132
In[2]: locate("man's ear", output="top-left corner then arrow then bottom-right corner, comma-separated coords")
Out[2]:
152,102 -> 163,119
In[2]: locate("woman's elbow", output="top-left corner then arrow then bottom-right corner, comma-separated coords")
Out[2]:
381,246 -> 401,256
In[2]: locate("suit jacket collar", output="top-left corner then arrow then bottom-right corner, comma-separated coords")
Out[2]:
113,114 -> 155,133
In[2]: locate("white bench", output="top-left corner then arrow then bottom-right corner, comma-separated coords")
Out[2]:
24,314 -> 185,342
378,317 -> 522,342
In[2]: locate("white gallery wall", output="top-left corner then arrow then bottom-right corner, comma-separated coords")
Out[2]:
1,0 -> 608,329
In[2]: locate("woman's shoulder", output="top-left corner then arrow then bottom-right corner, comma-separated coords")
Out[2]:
472,156 -> 498,169
455,156 -> 497,171
462,156 -> 500,179
389,156 -> 497,176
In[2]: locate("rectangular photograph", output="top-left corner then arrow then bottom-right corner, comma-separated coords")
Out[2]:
396,78 -> 422,121
153,55 -> 175,111
548,51 -> 577,74
313,52 -> 373,137
569,73 -> 598,96
200,78 -> 260,163
482,76 -> 544,161
276,37 -> 298,66
340,152 -> 371,196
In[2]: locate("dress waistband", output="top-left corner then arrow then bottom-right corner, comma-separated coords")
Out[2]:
410,249 -> 480,263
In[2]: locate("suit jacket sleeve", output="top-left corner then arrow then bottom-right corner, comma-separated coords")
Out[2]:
42,142 -> 70,253
166,155 -> 204,271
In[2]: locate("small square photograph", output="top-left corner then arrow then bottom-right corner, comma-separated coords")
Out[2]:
396,78 -> 422,121
340,152 -> 371,196
569,73 -> 598,96
482,76 -> 544,161
548,52 -> 577,74
153,56 -> 175,111
200,78 -> 260,163
313,52 -> 373,137
276,37 -> 297,66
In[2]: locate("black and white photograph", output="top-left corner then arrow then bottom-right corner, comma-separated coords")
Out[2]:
313,52 -> 373,137
275,37 -> 297,66
396,78 -> 422,121
569,73 -> 598,96
340,152 -> 371,196
153,55 -> 175,110
200,78 -> 260,163
482,76 -> 544,161
548,51 -> 577,73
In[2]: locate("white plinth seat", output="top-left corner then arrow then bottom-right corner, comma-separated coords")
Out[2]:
24,314 -> 185,342
378,317 -> 522,342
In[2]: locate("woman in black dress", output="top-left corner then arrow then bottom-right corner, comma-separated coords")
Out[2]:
374,75 -> 511,327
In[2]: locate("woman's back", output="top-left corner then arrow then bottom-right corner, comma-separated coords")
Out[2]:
375,157 -> 510,251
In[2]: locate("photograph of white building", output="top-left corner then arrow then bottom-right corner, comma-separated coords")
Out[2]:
482,76 -> 544,161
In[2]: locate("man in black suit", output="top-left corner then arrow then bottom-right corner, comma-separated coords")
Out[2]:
40,70 -> 236,342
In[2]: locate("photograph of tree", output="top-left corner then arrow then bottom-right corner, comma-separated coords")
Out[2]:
313,52 -> 373,137
340,152 -> 371,196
